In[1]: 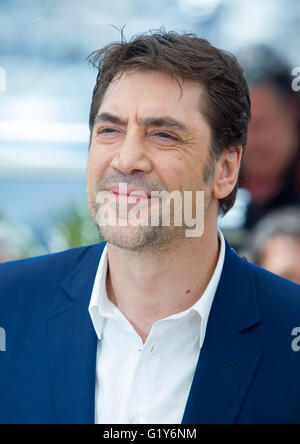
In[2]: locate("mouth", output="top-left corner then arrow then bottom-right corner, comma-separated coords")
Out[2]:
106,185 -> 151,201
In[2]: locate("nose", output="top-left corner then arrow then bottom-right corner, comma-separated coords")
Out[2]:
110,130 -> 152,175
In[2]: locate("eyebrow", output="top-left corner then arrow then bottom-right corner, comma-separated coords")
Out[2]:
94,112 -> 188,133
140,117 -> 188,133
94,112 -> 126,126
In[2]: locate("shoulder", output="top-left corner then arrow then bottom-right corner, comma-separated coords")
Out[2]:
0,243 -> 105,303
234,251 -> 300,322
248,259 -> 299,303
0,244 -> 92,279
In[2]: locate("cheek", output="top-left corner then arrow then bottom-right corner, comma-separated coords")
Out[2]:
152,156 -> 186,191
154,153 -> 204,192
86,155 -> 98,190
87,149 -> 113,186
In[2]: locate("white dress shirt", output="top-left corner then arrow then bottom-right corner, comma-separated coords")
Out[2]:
88,230 -> 225,424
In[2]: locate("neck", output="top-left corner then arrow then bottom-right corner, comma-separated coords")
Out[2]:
106,224 -> 220,343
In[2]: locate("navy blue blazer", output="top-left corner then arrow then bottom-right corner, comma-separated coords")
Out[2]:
0,240 -> 300,424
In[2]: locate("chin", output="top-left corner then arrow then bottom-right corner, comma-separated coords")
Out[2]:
98,224 -> 184,252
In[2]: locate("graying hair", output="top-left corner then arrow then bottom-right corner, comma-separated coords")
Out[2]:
247,207 -> 300,265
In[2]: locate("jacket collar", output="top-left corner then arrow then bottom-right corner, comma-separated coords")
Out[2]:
182,240 -> 262,424
48,243 -> 105,424
49,239 -> 261,424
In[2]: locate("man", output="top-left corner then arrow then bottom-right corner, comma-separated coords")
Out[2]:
238,46 -> 300,229
0,31 -> 300,425
247,207 -> 300,285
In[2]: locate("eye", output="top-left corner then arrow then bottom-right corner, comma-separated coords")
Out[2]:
95,127 -> 123,142
97,127 -> 119,135
154,132 -> 179,141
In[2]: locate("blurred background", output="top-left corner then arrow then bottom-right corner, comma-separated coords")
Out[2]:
1,0 -> 299,283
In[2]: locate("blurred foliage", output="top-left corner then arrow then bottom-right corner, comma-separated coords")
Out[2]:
0,205 -> 103,260
48,203 -> 102,252
0,214 -> 46,260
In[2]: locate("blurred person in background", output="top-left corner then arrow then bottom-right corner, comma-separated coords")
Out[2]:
238,46 -> 300,229
248,207 -> 300,285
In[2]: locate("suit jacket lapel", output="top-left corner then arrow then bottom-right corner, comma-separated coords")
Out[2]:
48,240 -> 262,424
182,242 -> 262,424
48,243 -> 105,424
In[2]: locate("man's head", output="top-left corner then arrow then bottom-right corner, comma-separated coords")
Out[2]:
86,30 -> 250,250
238,46 -> 300,182
248,207 -> 300,285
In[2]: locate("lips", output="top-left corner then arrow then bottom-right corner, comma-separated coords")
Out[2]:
106,185 -> 150,199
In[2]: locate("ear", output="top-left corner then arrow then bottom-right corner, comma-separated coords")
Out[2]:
212,146 -> 243,200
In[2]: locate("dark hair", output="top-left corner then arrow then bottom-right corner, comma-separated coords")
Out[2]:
237,45 -> 297,100
88,29 -> 251,215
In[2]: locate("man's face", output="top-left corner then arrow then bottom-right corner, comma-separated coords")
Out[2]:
86,70 -> 216,250
243,83 -> 298,180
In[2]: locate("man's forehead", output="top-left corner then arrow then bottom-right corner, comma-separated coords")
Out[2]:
94,111 -> 189,134
103,69 -> 202,104
98,70 -> 205,125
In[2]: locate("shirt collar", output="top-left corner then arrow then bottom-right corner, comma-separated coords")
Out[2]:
191,229 -> 225,348
88,230 -> 226,349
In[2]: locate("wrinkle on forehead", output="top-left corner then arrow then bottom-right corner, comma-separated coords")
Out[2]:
99,70 -> 206,129
103,69 -> 204,108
